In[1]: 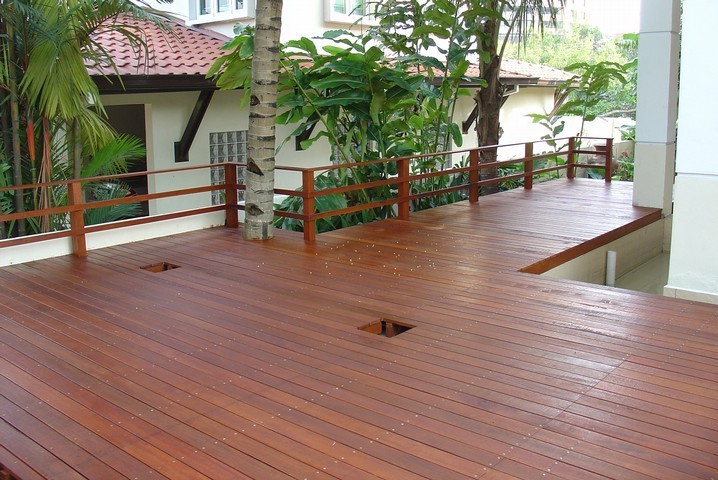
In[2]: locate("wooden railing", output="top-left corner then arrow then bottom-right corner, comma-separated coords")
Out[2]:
0,136 -> 612,255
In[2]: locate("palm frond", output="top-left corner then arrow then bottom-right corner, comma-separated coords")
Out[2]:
84,181 -> 142,225
81,134 -> 145,178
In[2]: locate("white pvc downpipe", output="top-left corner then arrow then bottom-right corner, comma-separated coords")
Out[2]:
606,250 -> 617,287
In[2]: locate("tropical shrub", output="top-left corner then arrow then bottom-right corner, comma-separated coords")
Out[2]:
210,0 -> 484,233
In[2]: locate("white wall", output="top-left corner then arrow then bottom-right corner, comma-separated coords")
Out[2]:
664,0 -> 718,305
146,0 -> 371,41
455,87 -> 630,161
101,89 -> 333,213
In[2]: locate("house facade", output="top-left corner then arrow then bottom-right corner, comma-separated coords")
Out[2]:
98,1 -> 587,212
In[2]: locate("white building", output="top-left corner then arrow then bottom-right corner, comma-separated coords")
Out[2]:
95,0 -> 580,210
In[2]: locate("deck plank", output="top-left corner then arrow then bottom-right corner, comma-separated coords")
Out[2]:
1,179 -> 717,479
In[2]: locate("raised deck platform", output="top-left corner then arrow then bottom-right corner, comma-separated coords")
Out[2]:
1,179 -> 716,480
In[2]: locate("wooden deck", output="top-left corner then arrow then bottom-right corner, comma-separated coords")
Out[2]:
1,179 -> 716,480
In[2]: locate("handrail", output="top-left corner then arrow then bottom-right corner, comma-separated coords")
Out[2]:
0,136 -> 613,252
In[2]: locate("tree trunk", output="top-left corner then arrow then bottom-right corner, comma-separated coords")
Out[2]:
0,90 -> 9,239
71,119 -> 83,179
475,11 -> 503,196
6,20 -> 26,235
244,0 -> 283,240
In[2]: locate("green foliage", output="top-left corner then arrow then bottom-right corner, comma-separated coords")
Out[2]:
509,24 -> 621,68
0,160 -> 14,238
509,26 -> 637,119
411,156 -> 470,211
210,3 -> 487,233
528,56 -> 632,171
1,0 -> 169,236
83,182 -> 142,226
560,60 -> 628,123
273,171 -> 390,234
48,135 -> 145,231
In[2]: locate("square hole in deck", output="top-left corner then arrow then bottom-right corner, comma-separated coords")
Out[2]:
140,262 -> 180,273
359,318 -> 415,338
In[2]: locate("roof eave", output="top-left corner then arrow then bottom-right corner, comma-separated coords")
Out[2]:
93,75 -> 218,94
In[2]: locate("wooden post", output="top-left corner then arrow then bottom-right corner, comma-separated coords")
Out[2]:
604,138 -> 613,183
524,142 -> 534,190
468,149 -> 479,203
224,163 -> 239,228
302,169 -> 316,243
567,137 -> 576,180
397,158 -> 410,220
68,181 -> 87,257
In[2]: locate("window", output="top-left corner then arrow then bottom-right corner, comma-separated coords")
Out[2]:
192,0 -> 252,24
325,0 -> 374,24
209,131 -> 247,206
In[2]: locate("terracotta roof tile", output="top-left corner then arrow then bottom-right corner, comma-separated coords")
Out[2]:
89,15 -> 569,88
88,15 -> 229,77
498,58 -> 573,85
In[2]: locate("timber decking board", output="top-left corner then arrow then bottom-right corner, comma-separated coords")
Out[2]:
1,179 -> 717,479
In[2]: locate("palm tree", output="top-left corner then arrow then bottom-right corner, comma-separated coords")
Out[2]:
244,0 -> 283,240
471,0 -> 565,194
0,0 -> 170,234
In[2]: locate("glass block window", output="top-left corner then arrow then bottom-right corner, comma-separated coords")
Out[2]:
209,130 -> 247,206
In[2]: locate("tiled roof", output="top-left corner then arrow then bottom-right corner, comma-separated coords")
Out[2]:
88,14 -> 229,77
500,58 -> 573,85
465,57 -> 572,86
89,15 -> 569,88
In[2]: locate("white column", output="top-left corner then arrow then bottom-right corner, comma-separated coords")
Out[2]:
632,0 -> 680,215
664,0 -> 718,304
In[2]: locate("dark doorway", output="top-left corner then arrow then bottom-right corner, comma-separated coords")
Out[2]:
105,104 -> 149,215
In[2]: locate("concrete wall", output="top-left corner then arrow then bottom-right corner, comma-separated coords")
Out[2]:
664,0 -> 718,305
542,219 -> 665,285
0,213 -> 227,267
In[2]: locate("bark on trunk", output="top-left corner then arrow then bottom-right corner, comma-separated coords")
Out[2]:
0,89 -> 11,239
6,21 -> 26,235
475,11 -> 503,196
475,54 -> 503,196
71,119 -> 82,179
244,0 -> 283,240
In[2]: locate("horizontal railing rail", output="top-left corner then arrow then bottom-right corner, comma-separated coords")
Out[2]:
0,136 -> 612,254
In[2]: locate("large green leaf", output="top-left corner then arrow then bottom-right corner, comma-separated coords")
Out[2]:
312,90 -> 372,107
309,76 -> 367,90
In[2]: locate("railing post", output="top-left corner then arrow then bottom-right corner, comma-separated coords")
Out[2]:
469,149 -> 479,203
224,163 -> 239,228
567,137 -> 576,180
302,170 -> 316,243
68,181 -> 87,257
524,142 -> 534,190
397,158 -> 410,220
604,138 -> 613,183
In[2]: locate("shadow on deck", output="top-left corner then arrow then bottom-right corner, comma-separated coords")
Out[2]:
1,179 -> 716,480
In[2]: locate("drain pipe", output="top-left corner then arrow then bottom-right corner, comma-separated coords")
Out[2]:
606,250 -> 617,287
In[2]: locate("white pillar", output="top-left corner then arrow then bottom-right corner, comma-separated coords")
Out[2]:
664,0 -> 718,304
632,0 -> 680,215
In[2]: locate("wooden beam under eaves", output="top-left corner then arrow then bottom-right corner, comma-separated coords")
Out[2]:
174,90 -> 214,162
